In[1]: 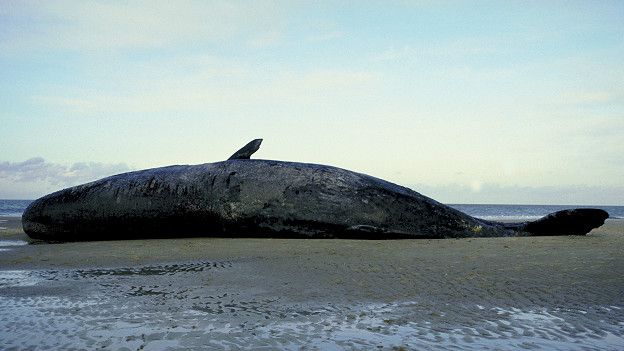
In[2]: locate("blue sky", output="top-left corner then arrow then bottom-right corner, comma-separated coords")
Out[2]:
1,1 -> 623,204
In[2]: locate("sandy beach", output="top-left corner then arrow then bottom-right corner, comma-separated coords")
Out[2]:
1,216 -> 623,350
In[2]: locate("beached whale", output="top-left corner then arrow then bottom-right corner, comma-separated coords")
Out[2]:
22,139 -> 608,241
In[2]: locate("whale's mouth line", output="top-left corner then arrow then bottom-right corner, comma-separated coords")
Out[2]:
21,215 -> 437,242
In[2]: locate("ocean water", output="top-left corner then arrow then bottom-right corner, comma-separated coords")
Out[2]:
449,204 -> 624,221
1,199 -> 623,220
0,200 -> 33,217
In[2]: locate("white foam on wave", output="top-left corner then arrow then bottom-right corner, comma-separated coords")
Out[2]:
476,215 -> 543,222
0,240 -> 28,252
0,240 -> 28,246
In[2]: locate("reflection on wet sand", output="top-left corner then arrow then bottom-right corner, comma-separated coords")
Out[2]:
75,261 -> 232,278
1,263 -> 623,350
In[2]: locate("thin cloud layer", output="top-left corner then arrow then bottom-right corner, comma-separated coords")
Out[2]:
1,2 -> 622,203
1,0 -> 286,53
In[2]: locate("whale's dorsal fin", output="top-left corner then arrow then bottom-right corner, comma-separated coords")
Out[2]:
228,139 -> 263,160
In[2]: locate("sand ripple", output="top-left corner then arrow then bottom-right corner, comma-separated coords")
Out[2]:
1,264 -> 622,350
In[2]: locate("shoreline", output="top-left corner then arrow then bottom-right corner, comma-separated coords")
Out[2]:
1,216 -> 623,271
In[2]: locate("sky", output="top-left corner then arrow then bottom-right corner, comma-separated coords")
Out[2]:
1,1 -> 623,204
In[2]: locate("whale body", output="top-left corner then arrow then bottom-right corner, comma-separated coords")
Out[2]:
22,140 -> 609,241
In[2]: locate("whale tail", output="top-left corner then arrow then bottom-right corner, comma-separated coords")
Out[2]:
505,208 -> 609,236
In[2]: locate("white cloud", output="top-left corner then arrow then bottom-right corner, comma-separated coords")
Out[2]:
559,91 -> 622,106
31,68 -> 379,114
0,157 -> 133,198
370,39 -> 501,62
306,31 -> 344,43
248,30 -> 282,48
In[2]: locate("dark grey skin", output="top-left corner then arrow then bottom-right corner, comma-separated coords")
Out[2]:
22,140 -> 608,241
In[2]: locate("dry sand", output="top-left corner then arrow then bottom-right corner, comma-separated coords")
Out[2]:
1,216 -> 623,350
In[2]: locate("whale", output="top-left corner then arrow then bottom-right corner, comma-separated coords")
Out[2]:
22,139 -> 609,241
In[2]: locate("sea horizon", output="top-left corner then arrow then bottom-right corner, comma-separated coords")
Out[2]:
2,199 -> 623,220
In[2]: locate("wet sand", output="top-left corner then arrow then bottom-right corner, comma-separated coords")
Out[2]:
1,216 -> 623,350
